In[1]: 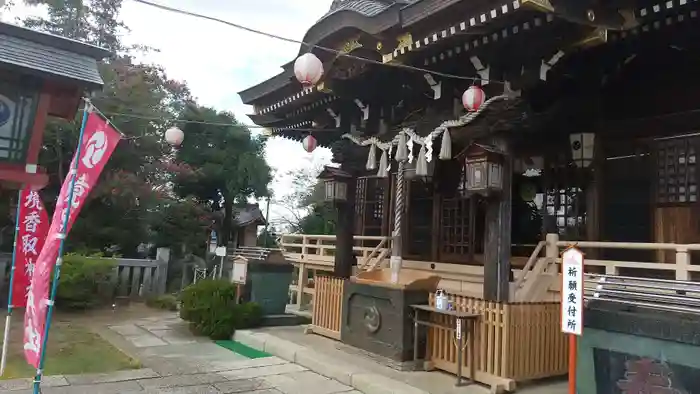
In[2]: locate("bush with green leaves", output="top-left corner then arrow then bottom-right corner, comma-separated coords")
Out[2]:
179,279 -> 262,339
56,254 -> 115,310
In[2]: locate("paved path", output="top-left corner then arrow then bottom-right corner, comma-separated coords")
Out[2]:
1,314 -> 361,394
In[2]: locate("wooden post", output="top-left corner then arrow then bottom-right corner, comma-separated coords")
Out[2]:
569,334 -> 577,394
334,170 -> 356,279
483,139 -> 513,302
296,262 -> 308,308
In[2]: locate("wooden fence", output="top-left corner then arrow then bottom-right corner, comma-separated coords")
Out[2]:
0,252 -> 169,304
427,293 -> 567,391
112,258 -> 168,299
310,274 -> 344,340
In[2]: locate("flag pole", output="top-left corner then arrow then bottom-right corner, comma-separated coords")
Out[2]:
32,103 -> 91,394
0,190 -> 23,376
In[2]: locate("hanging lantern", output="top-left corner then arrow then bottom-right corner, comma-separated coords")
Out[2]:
462,85 -> 486,112
464,144 -> 504,196
294,53 -> 324,87
302,135 -> 317,153
570,133 -> 596,168
165,126 -> 184,146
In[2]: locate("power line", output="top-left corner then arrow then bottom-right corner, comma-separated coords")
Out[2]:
130,0 -> 505,85
89,108 -> 333,133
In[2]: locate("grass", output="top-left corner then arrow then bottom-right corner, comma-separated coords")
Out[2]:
215,340 -> 271,359
0,321 -> 140,380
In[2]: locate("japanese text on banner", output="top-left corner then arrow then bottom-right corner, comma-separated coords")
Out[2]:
23,112 -> 121,368
561,248 -> 584,336
11,188 -> 49,308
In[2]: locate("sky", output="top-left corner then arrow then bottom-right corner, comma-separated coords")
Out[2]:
3,0 -> 334,228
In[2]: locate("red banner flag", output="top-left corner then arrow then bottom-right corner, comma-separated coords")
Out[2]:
23,111 -> 121,367
11,188 -> 49,308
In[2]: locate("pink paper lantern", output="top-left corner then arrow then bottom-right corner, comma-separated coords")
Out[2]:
462,85 -> 486,112
302,135 -> 317,153
294,53 -> 324,87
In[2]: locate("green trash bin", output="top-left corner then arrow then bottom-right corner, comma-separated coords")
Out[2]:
236,247 -> 293,315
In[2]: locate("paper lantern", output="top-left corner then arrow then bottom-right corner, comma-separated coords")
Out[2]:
462,85 -> 486,112
302,135 -> 317,153
294,53 -> 324,86
165,126 -> 184,146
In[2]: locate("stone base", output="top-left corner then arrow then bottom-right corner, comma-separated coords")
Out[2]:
260,313 -> 310,327
341,281 -> 430,362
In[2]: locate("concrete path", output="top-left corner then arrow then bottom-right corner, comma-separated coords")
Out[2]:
0,314 -> 360,394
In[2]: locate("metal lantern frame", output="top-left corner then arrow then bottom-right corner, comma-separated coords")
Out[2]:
318,165 -> 351,203
463,143 -> 505,196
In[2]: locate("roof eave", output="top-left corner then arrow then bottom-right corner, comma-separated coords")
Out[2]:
0,22 -> 111,60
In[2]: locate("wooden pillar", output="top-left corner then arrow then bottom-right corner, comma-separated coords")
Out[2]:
329,105 -> 365,278
334,169 -> 356,279
483,139 -> 513,302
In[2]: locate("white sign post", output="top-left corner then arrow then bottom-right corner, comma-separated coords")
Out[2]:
561,247 -> 584,336
560,246 -> 584,394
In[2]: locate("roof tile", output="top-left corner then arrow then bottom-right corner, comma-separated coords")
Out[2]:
0,34 -> 103,87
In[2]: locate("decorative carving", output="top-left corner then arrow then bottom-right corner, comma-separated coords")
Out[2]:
339,39 -> 363,55
317,82 -> 333,93
521,0 -> 554,13
572,27 -> 608,48
364,305 -> 381,333
396,33 -> 413,51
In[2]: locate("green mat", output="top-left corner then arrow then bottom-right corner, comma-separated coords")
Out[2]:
215,340 -> 272,359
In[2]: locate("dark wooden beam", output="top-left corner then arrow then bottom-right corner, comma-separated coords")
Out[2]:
482,137 -> 513,302
330,104 -> 368,279
334,171 -> 356,279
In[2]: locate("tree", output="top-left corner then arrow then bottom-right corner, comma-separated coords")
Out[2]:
257,226 -> 278,247
173,106 -> 272,247
17,0 -> 207,256
273,165 -> 335,235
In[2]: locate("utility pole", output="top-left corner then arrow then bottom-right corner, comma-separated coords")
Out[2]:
264,197 -> 271,247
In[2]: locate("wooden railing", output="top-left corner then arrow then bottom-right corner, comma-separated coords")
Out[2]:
515,233 -> 700,301
280,234 -> 390,310
427,292 -> 567,391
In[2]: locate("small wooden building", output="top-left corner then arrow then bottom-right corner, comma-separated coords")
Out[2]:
0,22 -> 109,189
240,0 -> 700,390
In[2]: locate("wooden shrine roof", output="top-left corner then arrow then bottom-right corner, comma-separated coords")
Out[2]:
0,22 -> 110,89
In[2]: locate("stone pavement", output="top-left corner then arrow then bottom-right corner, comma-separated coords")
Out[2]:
235,326 -> 568,394
0,314 -> 361,394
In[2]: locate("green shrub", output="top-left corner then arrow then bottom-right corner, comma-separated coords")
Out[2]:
237,302 -> 263,329
146,294 -> 179,311
179,280 -> 263,339
56,254 -> 115,310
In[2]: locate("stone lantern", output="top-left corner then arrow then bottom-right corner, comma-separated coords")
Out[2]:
464,143 -> 504,196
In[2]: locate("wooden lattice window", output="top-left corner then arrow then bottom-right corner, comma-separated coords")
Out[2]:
439,160 -> 481,263
405,179 -> 433,259
355,177 -> 388,237
543,159 -> 587,240
656,138 -> 698,204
